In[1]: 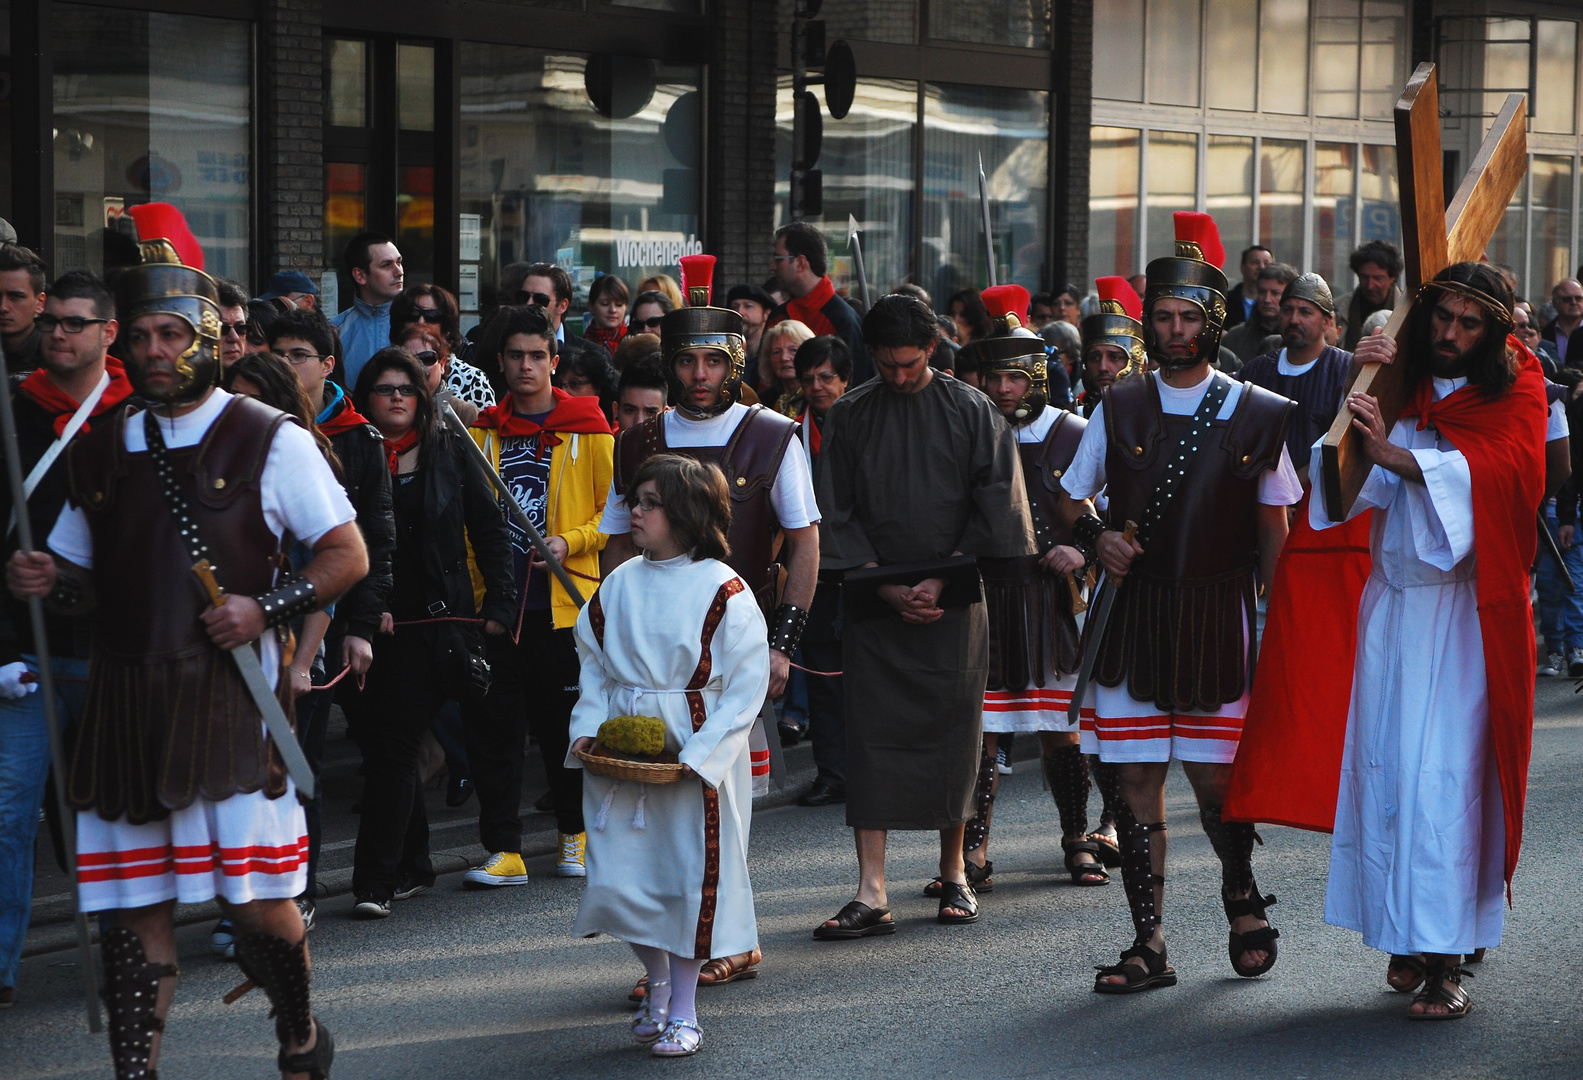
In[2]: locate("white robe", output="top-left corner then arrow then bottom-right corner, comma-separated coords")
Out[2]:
1309,376 -> 1506,955
567,553 -> 770,959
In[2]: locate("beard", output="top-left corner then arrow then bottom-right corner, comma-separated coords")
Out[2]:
1427,341 -> 1471,378
1281,326 -> 1312,351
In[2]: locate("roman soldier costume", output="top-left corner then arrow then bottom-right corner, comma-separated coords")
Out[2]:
1077,277 -> 1146,417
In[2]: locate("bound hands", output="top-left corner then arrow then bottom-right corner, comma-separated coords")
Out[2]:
1097,531 -> 1145,579
880,577 -> 947,624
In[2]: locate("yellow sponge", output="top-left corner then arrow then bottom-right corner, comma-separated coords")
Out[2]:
598,715 -> 667,757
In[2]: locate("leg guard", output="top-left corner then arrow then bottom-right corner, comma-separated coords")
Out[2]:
233,932 -> 335,1079
1090,757 -> 1122,830
1113,800 -> 1166,945
962,744 -> 996,854
1043,744 -> 1091,841
100,926 -> 179,1080
1198,804 -> 1256,899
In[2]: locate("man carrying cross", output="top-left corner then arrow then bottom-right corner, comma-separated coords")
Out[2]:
1056,211 -> 1301,993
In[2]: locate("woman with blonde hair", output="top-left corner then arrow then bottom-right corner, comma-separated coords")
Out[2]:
637,273 -> 684,312
759,319 -> 814,417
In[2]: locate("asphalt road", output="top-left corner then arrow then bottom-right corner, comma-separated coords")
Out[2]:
6,678 -> 1583,1080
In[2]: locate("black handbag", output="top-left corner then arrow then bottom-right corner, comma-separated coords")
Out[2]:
434,620 -> 492,702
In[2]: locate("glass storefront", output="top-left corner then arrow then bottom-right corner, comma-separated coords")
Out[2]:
458,46 -> 702,315
1088,127 -> 1140,282
51,5 -> 252,281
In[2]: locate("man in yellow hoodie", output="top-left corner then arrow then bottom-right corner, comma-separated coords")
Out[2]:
463,306 -> 614,882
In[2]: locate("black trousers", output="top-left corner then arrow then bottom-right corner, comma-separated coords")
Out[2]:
465,611 -> 584,850
295,685 -> 335,897
351,629 -> 444,902
802,581 -> 846,786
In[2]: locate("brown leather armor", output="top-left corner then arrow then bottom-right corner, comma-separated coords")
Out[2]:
614,405 -> 799,611
65,395 -> 294,823
1093,375 -> 1293,712
983,411 -> 1088,690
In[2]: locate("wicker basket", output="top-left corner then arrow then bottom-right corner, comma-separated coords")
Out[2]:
575,745 -> 687,785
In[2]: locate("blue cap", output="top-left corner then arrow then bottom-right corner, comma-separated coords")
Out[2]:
259,270 -> 319,300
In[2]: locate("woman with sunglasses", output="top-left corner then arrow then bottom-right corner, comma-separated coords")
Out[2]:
585,274 -> 630,357
627,289 -> 674,337
346,347 -> 515,919
391,284 -> 497,411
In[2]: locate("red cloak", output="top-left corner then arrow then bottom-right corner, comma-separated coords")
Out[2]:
1225,340 -> 1548,890
472,386 -> 614,444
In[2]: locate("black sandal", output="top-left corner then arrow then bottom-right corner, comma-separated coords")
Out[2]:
1062,839 -> 1110,886
813,900 -> 896,940
1094,941 -> 1177,994
924,860 -> 993,896
1224,883 -> 1279,977
937,879 -> 979,925
1086,827 -> 1122,869
1387,954 -> 1426,994
1409,959 -> 1472,1020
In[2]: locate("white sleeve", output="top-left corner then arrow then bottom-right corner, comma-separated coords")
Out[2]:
1308,428 -> 1404,530
261,420 -> 356,547
1548,399 -> 1569,440
1407,446 -> 1475,570
565,593 -> 617,765
677,586 -> 771,788
1060,401 -> 1109,501
45,504 -> 94,569
598,478 -> 630,535
1257,444 -> 1305,506
770,437 -> 820,528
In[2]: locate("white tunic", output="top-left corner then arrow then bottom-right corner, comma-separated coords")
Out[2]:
567,553 -> 770,958
1310,376 -> 1505,955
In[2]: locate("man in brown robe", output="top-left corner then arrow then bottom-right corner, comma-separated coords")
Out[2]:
811,294 -> 1034,937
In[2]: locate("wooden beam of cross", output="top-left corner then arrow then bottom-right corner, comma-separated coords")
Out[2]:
1319,63 -> 1528,521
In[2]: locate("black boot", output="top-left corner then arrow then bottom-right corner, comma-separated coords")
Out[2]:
1093,800 -> 1174,993
233,932 -> 335,1078
100,925 -> 179,1080
1199,803 -> 1279,977
1045,745 -> 1107,884
1087,756 -> 1123,867
962,743 -> 996,856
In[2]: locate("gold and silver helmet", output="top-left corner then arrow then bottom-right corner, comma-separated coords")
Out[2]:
1080,275 -> 1146,375
1143,211 -> 1229,369
964,284 -> 1049,424
661,253 -> 748,420
114,202 -> 222,406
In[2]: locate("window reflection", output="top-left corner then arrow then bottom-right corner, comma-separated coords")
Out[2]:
398,43 -> 435,133
1313,143 -> 1356,290
1259,139 -> 1305,265
1205,0 -> 1257,112
1358,143 -> 1398,252
931,0 -> 1048,50
329,39 -> 367,129
1146,130 -> 1197,260
1207,135 -> 1254,262
1259,0 -> 1310,115
1536,21 -> 1578,135
1148,0 -> 1201,108
1532,156 -> 1573,295
1093,0 -> 1144,102
1089,126 -> 1140,280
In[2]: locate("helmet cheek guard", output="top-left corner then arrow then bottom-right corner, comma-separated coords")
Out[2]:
661,257 -> 749,421
115,240 -> 224,406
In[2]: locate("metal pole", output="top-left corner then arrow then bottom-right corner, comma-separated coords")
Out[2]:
978,153 -> 998,287
0,342 -> 100,1031
847,214 -> 872,310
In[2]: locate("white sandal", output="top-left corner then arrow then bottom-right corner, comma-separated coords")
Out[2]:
650,1018 -> 702,1057
631,980 -> 670,1044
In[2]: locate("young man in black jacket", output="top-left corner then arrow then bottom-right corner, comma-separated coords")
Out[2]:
267,306 -> 395,928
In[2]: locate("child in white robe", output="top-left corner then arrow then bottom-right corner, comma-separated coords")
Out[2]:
568,454 -> 770,1058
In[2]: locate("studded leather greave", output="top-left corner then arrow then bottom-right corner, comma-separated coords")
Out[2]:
1090,757 -> 1122,829
100,925 -> 179,1080
233,932 -> 314,1048
963,743 -> 997,853
1114,799 -> 1166,944
1199,804 -> 1256,898
1043,744 -> 1091,840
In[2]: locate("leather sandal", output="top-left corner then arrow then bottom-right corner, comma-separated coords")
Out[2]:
937,879 -> 979,925
1387,954 -> 1427,993
1223,884 -> 1279,977
924,860 -> 993,897
699,947 -> 762,986
1086,827 -> 1122,868
1409,959 -> 1472,1020
1094,941 -> 1177,994
1062,839 -> 1110,886
813,901 -> 896,940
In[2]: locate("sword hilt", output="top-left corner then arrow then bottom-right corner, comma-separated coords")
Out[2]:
1122,520 -> 1139,544
192,559 -> 226,609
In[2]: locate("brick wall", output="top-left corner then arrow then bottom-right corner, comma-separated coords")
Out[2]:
1050,0 -> 1092,292
705,0 -> 779,285
258,0 -> 325,288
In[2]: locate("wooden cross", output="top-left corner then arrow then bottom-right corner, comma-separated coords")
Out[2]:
1319,63 -> 1528,521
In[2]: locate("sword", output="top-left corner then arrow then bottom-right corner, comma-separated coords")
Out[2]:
1539,509 -> 1575,594
439,401 -> 586,608
0,341 -> 101,1032
978,153 -> 997,288
846,214 -> 872,311
190,560 -> 317,800
1067,521 -> 1138,727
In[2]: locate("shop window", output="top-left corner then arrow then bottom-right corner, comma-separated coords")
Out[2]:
774,77 -> 917,302
1313,142 -> 1357,291
1357,142 -> 1398,251
399,44 -> 435,133
324,162 -> 367,317
1314,0 -> 1361,119
1531,156 -> 1574,296
1205,0 -> 1257,112
1358,2 -> 1407,120
1146,130 -> 1197,261
1207,135 -> 1254,263
1088,126 -> 1140,280
51,6 -> 251,281
459,45 -> 702,315
1535,21 -> 1578,135
1259,0 -> 1310,115
780,0 -> 916,47
1093,0 -> 1144,103
1484,172 -> 1525,288
931,0 -> 1048,50
921,84 -> 1047,297
1147,0 -> 1201,108
1259,138 -> 1304,265
1483,19 -> 1530,123
329,39 -> 368,128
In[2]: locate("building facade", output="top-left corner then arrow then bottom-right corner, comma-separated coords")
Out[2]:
3,0 -> 1582,319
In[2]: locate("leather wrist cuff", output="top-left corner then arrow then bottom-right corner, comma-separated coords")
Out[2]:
767,603 -> 810,657
256,579 -> 319,630
1071,513 -> 1106,560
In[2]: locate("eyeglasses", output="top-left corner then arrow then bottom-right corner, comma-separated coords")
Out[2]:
800,370 -> 844,387
220,320 -> 250,338
770,253 -> 797,263
628,495 -> 665,512
37,314 -> 108,335
517,290 -> 553,307
369,383 -> 419,398
413,350 -> 440,366
412,308 -> 444,324
281,349 -> 323,365
635,316 -> 666,329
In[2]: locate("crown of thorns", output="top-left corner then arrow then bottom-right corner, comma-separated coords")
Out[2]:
1416,278 -> 1514,327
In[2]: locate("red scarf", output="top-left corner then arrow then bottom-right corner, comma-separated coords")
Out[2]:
781,276 -> 839,337
1226,339 -> 1547,891
472,387 -> 613,455
17,358 -> 134,436
797,407 -> 822,459
585,323 -> 627,356
384,429 -> 421,474
317,393 -> 371,438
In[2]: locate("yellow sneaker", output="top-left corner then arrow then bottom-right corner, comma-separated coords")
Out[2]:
463,851 -> 529,888
556,832 -> 587,878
